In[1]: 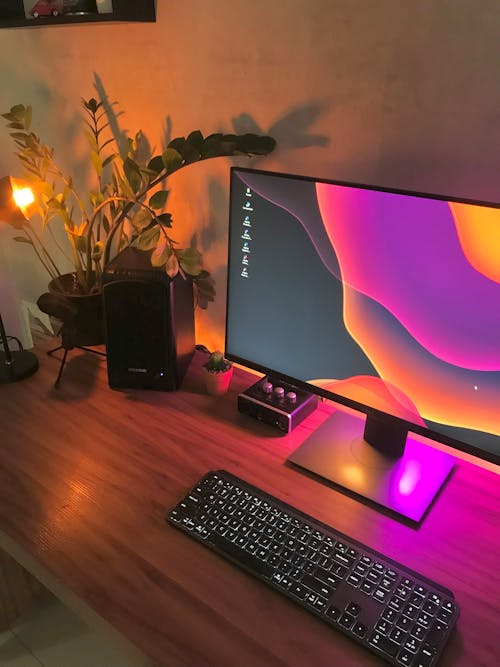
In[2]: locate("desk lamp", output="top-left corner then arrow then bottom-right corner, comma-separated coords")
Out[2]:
0,175 -> 39,383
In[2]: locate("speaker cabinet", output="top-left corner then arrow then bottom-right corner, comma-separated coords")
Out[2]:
103,248 -> 195,390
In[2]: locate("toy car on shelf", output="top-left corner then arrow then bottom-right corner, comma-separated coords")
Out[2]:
30,0 -> 62,17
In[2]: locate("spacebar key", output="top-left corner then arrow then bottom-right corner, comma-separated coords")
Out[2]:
210,534 -> 274,578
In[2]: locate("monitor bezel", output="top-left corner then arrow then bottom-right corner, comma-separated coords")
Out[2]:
225,166 -> 500,467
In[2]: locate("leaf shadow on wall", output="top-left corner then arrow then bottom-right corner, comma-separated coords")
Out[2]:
199,101 -> 331,252
233,102 -> 330,149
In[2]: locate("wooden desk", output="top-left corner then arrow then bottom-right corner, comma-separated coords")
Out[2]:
0,336 -> 499,666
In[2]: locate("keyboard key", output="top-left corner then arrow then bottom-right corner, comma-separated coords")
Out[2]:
313,597 -> 328,612
404,636 -> 421,653
326,605 -> 341,622
397,649 -> 413,665
352,622 -> 368,638
289,583 -> 307,600
375,619 -> 392,635
339,612 -> 355,629
361,580 -> 375,595
414,645 -> 436,667
373,587 -> 389,603
347,573 -> 362,587
389,626 -> 406,645
396,615 -> 413,632
382,608 -> 398,623
302,574 -> 335,598
345,602 -> 361,616
423,600 -> 439,615
369,631 -> 400,657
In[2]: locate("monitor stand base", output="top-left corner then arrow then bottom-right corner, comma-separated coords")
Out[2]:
288,410 -> 455,523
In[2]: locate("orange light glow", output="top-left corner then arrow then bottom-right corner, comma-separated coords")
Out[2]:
11,177 -> 35,218
13,186 -> 35,209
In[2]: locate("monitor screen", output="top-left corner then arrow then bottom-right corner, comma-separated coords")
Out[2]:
225,167 -> 500,521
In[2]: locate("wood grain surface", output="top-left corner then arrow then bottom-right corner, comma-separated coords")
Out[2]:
0,335 -> 499,666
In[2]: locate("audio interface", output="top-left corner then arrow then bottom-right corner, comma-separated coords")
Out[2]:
237,377 -> 318,433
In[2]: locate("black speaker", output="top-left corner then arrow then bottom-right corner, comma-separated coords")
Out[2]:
102,248 -> 195,390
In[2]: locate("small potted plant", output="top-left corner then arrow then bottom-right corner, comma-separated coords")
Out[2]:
203,350 -> 233,396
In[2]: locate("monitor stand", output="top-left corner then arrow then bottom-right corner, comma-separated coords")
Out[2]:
288,409 -> 456,522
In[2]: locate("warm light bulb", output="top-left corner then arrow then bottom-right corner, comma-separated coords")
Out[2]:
13,187 -> 35,210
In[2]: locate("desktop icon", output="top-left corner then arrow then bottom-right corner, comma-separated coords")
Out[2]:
241,266 -> 249,278
242,201 -> 254,211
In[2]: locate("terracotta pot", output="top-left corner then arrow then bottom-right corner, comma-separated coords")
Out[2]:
202,366 -> 233,396
48,273 -> 105,346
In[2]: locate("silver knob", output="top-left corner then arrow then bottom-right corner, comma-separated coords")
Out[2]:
286,391 -> 297,403
273,386 -> 285,400
262,381 -> 273,394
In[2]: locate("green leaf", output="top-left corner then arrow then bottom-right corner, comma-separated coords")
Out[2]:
83,128 -> 98,151
74,234 -> 88,253
201,134 -> 226,158
236,133 -> 277,155
123,157 -> 142,193
102,153 -> 117,168
157,212 -> 172,227
165,251 -> 179,278
116,173 -> 135,200
149,189 -> 168,210
194,273 -> 216,308
161,147 -> 183,173
136,225 -> 160,251
178,247 -> 203,276
167,138 -> 200,165
131,207 -> 152,232
147,155 -> 164,174
151,240 -> 172,267
186,130 -> 204,151
90,149 -> 102,177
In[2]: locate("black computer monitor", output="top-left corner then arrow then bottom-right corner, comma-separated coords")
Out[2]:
225,166 -> 500,522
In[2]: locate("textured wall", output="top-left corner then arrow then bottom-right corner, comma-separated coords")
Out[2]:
0,0 -> 498,348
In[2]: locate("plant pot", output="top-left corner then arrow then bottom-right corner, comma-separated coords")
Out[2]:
202,366 -> 233,396
47,273 -> 105,346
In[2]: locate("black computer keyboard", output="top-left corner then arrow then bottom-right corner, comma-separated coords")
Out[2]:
167,470 -> 459,666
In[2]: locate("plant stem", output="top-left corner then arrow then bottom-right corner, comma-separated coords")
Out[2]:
25,225 -> 62,279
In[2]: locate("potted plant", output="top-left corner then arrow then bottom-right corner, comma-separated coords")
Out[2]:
1,97 -> 276,342
202,350 -> 233,396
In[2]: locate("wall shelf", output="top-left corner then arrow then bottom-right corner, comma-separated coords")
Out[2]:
0,1 -> 156,29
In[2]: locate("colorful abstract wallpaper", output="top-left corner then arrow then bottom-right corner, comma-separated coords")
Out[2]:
226,170 -> 500,458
